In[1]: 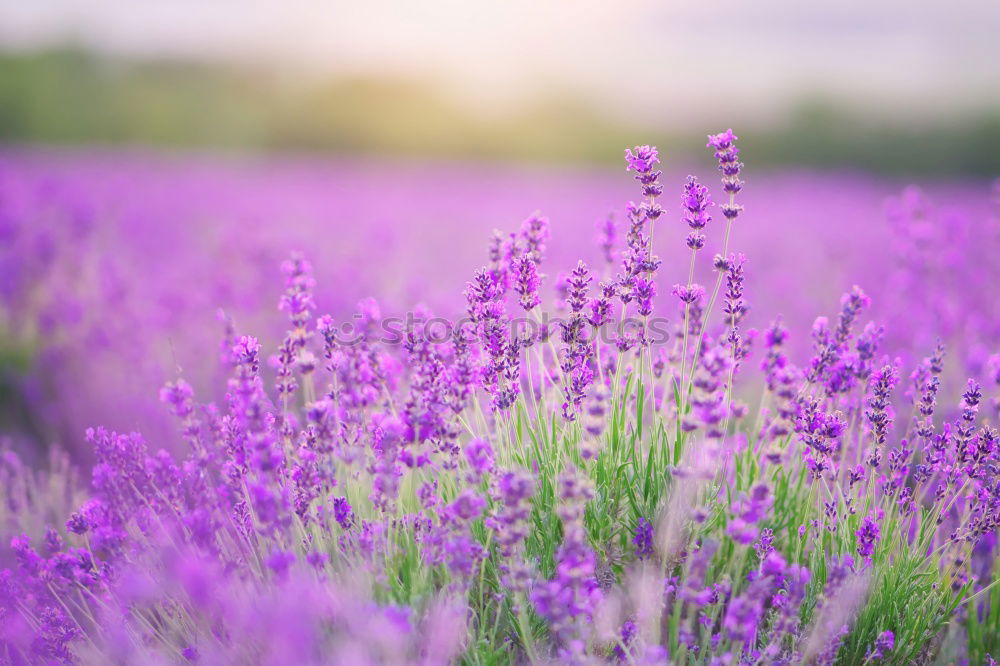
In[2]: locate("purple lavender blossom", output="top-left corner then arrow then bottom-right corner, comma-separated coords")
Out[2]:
865,362 -> 900,450
754,528 -> 774,559
633,517 -> 654,560
464,438 -> 494,483
519,212 -> 550,265
865,630 -> 895,661
465,268 -> 520,411
531,469 -> 600,654
634,276 -> 656,317
672,283 -> 705,305
707,129 -> 744,221
612,619 -> 637,661
681,175 -> 713,250
625,145 -> 663,203
595,213 -> 617,265
511,254 -> 541,311
275,253 -> 317,399
809,285 -> 872,390
332,496 -> 354,529
486,469 -> 534,560
856,515 -> 881,561
559,262 -> 596,420
588,282 -> 614,328
723,253 -> 747,327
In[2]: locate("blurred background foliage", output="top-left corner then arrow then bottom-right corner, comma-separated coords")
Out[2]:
1,48 -> 998,177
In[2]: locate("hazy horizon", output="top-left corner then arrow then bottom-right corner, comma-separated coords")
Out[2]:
1,0 -> 997,128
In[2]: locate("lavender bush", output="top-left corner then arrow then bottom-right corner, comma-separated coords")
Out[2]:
1,133 -> 999,664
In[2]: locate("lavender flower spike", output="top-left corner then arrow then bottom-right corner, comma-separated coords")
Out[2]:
625,145 -> 663,219
511,254 -> 541,311
856,514 -> 881,562
707,129 -> 744,221
865,630 -> 895,662
681,175 -> 713,250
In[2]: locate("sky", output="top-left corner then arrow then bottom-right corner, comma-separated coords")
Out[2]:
1,0 -> 997,126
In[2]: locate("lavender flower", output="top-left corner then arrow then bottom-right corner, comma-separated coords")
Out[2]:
275,253 -> 317,399
595,212 -> 617,265
707,129 -> 744,221
865,630 -> 895,662
612,619 -> 638,661
672,283 -> 705,306
634,276 -> 656,317
511,254 -> 541,311
332,496 -> 354,529
464,438 -> 494,484
681,176 -> 713,250
616,202 -> 662,308
486,469 -> 534,560
560,262 -> 595,420
519,212 -> 550,265
588,282 -> 614,328
865,363 -> 900,448
856,515 -> 881,561
634,517 -> 654,560
465,268 -> 520,411
754,528 -> 774,559
625,145 -> 663,203
532,468 -> 601,650
809,285 -> 872,388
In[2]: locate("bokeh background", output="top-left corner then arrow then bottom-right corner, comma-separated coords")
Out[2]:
1,1 -> 999,172
1,0 -> 998,457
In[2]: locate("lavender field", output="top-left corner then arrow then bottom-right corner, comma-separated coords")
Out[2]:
1,134 -> 1000,665
2,150 -> 996,453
